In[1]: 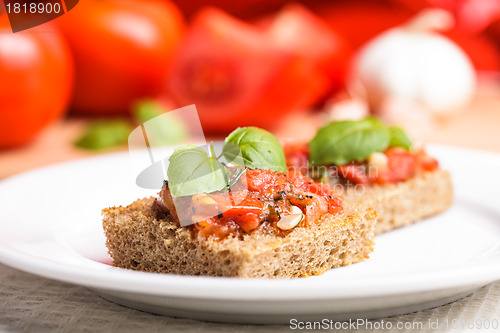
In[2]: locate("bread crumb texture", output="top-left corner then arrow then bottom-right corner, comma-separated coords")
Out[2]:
102,198 -> 376,278
344,169 -> 453,234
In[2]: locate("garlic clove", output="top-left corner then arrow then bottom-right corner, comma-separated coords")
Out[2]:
368,152 -> 389,171
348,9 -> 476,118
277,205 -> 304,230
290,205 -> 303,215
192,193 -> 217,207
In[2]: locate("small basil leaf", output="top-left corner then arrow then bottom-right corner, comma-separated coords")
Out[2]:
75,120 -> 133,151
309,117 -> 390,166
389,126 -> 412,151
167,143 -> 229,197
132,100 -> 188,146
224,127 -> 286,172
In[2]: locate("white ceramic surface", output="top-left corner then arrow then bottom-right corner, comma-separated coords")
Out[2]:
0,145 -> 499,324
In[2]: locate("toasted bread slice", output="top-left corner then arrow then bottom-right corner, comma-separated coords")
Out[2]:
102,198 -> 377,278
343,169 -> 453,234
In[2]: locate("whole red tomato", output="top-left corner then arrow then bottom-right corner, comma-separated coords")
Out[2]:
57,0 -> 185,115
0,15 -> 74,148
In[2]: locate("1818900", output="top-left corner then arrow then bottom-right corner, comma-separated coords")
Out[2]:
5,2 -> 62,14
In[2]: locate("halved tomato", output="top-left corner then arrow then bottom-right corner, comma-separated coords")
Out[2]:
313,1 -> 413,51
165,8 -> 327,134
266,3 -> 351,94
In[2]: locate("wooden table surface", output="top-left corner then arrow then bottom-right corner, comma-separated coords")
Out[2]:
1,88 -> 500,179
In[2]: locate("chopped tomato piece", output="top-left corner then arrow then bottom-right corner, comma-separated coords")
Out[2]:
287,171 -> 343,214
194,218 -> 238,239
246,169 -> 278,192
337,165 -> 369,185
373,170 -> 394,185
415,152 -> 439,172
224,206 -> 263,215
284,142 -> 310,170
233,213 -> 261,233
385,148 -> 417,182
305,182 -> 324,195
286,169 -> 310,189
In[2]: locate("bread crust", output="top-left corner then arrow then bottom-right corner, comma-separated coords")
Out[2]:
343,169 -> 453,234
102,198 -> 377,278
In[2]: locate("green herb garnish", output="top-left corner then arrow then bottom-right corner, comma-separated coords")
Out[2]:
224,126 -> 286,172
167,142 -> 230,197
388,126 -> 413,151
132,100 -> 188,146
75,120 -> 133,151
309,117 -> 412,166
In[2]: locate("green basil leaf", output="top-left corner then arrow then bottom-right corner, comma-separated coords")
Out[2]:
309,117 -> 390,166
167,143 -> 229,197
224,127 -> 286,172
75,120 -> 133,151
389,126 -> 412,151
132,100 -> 188,146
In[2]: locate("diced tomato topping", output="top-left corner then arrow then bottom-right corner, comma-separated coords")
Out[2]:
284,142 -> 310,170
373,170 -> 394,185
286,169 -> 310,189
189,168 -> 344,238
246,169 -> 278,192
337,164 -> 369,185
223,196 -> 263,215
369,147 -> 416,184
232,213 -> 261,233
416,152 -> 439,172
306,182 -> 324,195
194,218 -> 239,239
284,142 -> 440,186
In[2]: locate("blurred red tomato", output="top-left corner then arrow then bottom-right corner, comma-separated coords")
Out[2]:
313,1 -> 413,50
266,3 -> 351,94
390,0 -> 500,33
165,8 -> 327,134
0,16 -> 73,148
485,18 -> 500,61
171,0 -> 288,19
57,0 -> 185,115
444,30 -> 500,72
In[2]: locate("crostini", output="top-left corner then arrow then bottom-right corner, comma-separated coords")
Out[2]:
103,127 -> 377,277
284,117 -> 453,234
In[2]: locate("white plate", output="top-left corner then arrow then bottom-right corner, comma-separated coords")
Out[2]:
0,145 -> 499,324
